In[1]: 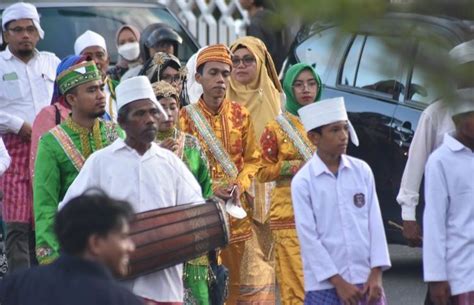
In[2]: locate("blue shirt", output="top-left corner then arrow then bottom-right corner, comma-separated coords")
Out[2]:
0,254 -> 143,305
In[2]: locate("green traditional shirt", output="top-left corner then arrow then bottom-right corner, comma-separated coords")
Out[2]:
33,118 -> 123,264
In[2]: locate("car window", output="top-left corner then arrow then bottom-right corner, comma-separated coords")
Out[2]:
1,5 -> 198,64
294,27 -> 350,84
340,35 -> 364,86
408,38 -> 452,105
340,35 -> 411,101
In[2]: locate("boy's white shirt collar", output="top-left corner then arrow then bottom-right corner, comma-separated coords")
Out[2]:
311,153 -> 352,177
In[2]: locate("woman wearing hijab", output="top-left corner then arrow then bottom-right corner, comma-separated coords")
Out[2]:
110,25 -> 142,81
152,81 -> 213,305
257,63 -> 322,305
140,52 -> 189,107
225,36 -> 283,303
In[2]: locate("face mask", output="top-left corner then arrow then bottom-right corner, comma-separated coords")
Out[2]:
117,42 -> 140,61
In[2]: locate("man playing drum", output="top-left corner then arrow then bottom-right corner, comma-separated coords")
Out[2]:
60,76 -> 204,305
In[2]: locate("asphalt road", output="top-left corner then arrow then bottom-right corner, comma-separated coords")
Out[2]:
384,244 -> 427,305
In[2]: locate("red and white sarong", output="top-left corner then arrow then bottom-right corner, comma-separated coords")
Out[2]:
0,133 -> 32,224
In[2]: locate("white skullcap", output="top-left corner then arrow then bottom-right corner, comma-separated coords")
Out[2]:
116,76 -> 168,119
449,39 -> 474,66
298,97 -> 359,146
74,30 -> 107,56
2,2 -> 44,39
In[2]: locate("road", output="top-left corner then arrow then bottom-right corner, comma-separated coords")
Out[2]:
385,244 -> 426,305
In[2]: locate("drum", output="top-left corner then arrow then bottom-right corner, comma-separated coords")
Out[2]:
122,198 -> 229,279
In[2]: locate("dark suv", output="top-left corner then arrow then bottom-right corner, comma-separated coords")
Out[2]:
0,0 -> 199,64
284,13 -> 474,244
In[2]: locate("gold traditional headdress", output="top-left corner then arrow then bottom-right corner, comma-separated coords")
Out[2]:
151,81 -> 179,99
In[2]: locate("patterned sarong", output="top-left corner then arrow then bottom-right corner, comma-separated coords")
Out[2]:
0,134 -> 32,223
304,284 -> 387,305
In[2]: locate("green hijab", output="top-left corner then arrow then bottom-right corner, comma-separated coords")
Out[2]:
283,63 -> 322,116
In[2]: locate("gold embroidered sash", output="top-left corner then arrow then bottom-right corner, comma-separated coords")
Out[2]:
185,104 -> 238,179
50,126 -> 85,172
276,112 -> 314,161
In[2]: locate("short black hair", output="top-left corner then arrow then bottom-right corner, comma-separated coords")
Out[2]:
196,63 -> 205,75
117,103 -> 132,124
309,126 -> 323,134
254,0 -> 265,7
54,190 -> 134,255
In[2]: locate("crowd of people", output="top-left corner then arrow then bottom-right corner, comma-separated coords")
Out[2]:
0,2 -> 473,305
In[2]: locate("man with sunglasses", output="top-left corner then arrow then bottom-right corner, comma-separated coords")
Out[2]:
0,2 -> 60,273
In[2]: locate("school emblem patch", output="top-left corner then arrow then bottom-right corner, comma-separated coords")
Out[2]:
353,193 -> 365,208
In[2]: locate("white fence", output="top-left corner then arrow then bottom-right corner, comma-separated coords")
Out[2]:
157,0 -> 249,47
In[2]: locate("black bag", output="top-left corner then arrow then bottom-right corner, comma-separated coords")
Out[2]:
208,251 -> 229,305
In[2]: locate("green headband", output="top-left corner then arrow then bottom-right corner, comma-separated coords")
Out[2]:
57,61 -> 101,95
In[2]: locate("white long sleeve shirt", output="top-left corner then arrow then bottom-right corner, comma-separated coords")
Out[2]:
60,138 -> 204,302
395,89 -> 474,221
291,153 -> 391,291
0,46 -> 59,134
0,137 -> 11,176
423,134 -> 474,296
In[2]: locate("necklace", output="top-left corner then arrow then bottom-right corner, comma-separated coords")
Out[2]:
65,117 -> 103,159
156,128 -> 178,141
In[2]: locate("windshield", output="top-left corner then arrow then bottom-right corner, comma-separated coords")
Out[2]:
1,5 -> 198,64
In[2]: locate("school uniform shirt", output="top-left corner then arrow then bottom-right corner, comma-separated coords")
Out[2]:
291,153 -> 391,291
423,133 -> 474,296
0,46 -> 59,133
60,138 -> 204,302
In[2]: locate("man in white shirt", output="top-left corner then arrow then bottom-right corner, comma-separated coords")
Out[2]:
396,39 -> 474,247
60,76 -> 204,304
423,99 -> 474,305
0,2 -> 60,272
74,30 -> 118,121
292,97 -> 391,305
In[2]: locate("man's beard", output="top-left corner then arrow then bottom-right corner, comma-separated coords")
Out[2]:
17,49 -> 34,58
88,109 -> 106,119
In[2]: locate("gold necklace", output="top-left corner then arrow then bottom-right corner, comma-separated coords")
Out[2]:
156,127 -> 177,141
65,117 -> 103,159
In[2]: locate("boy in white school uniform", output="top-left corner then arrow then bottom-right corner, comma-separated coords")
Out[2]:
291,97 -> 391,305
423,99 -> 474,305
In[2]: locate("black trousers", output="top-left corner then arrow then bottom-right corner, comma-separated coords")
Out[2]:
5,222 -> 37,274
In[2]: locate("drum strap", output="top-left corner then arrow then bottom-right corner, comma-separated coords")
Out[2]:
276,112 -> 314,161
50,126 -> 85,172
185,104 -> 238,179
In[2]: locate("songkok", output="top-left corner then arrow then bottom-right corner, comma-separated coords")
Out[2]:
298,97 -> 359,146
196,44 -> 232,69
152,81 -> 179,100
57,61 -> 101,95
2,2 -> 44,39
116,76 -> 167,119
449,39 -> 474,66
74,30 -> 107,56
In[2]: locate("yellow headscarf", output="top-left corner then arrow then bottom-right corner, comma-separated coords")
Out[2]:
227,36 -> 283,138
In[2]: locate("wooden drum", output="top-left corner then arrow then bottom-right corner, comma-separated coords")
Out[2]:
122,198 -> 229,279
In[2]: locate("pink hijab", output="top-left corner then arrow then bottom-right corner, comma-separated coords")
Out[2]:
115,24 -> 141,68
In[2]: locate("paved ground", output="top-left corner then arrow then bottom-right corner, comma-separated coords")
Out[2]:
384,244 -> 426,305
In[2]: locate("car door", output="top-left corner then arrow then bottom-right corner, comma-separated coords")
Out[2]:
391,29 -> 460,226
331,34 -> 414,243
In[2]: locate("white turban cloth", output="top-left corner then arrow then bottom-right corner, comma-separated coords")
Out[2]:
2,2 -> 44,39
74,30 -> 107,56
